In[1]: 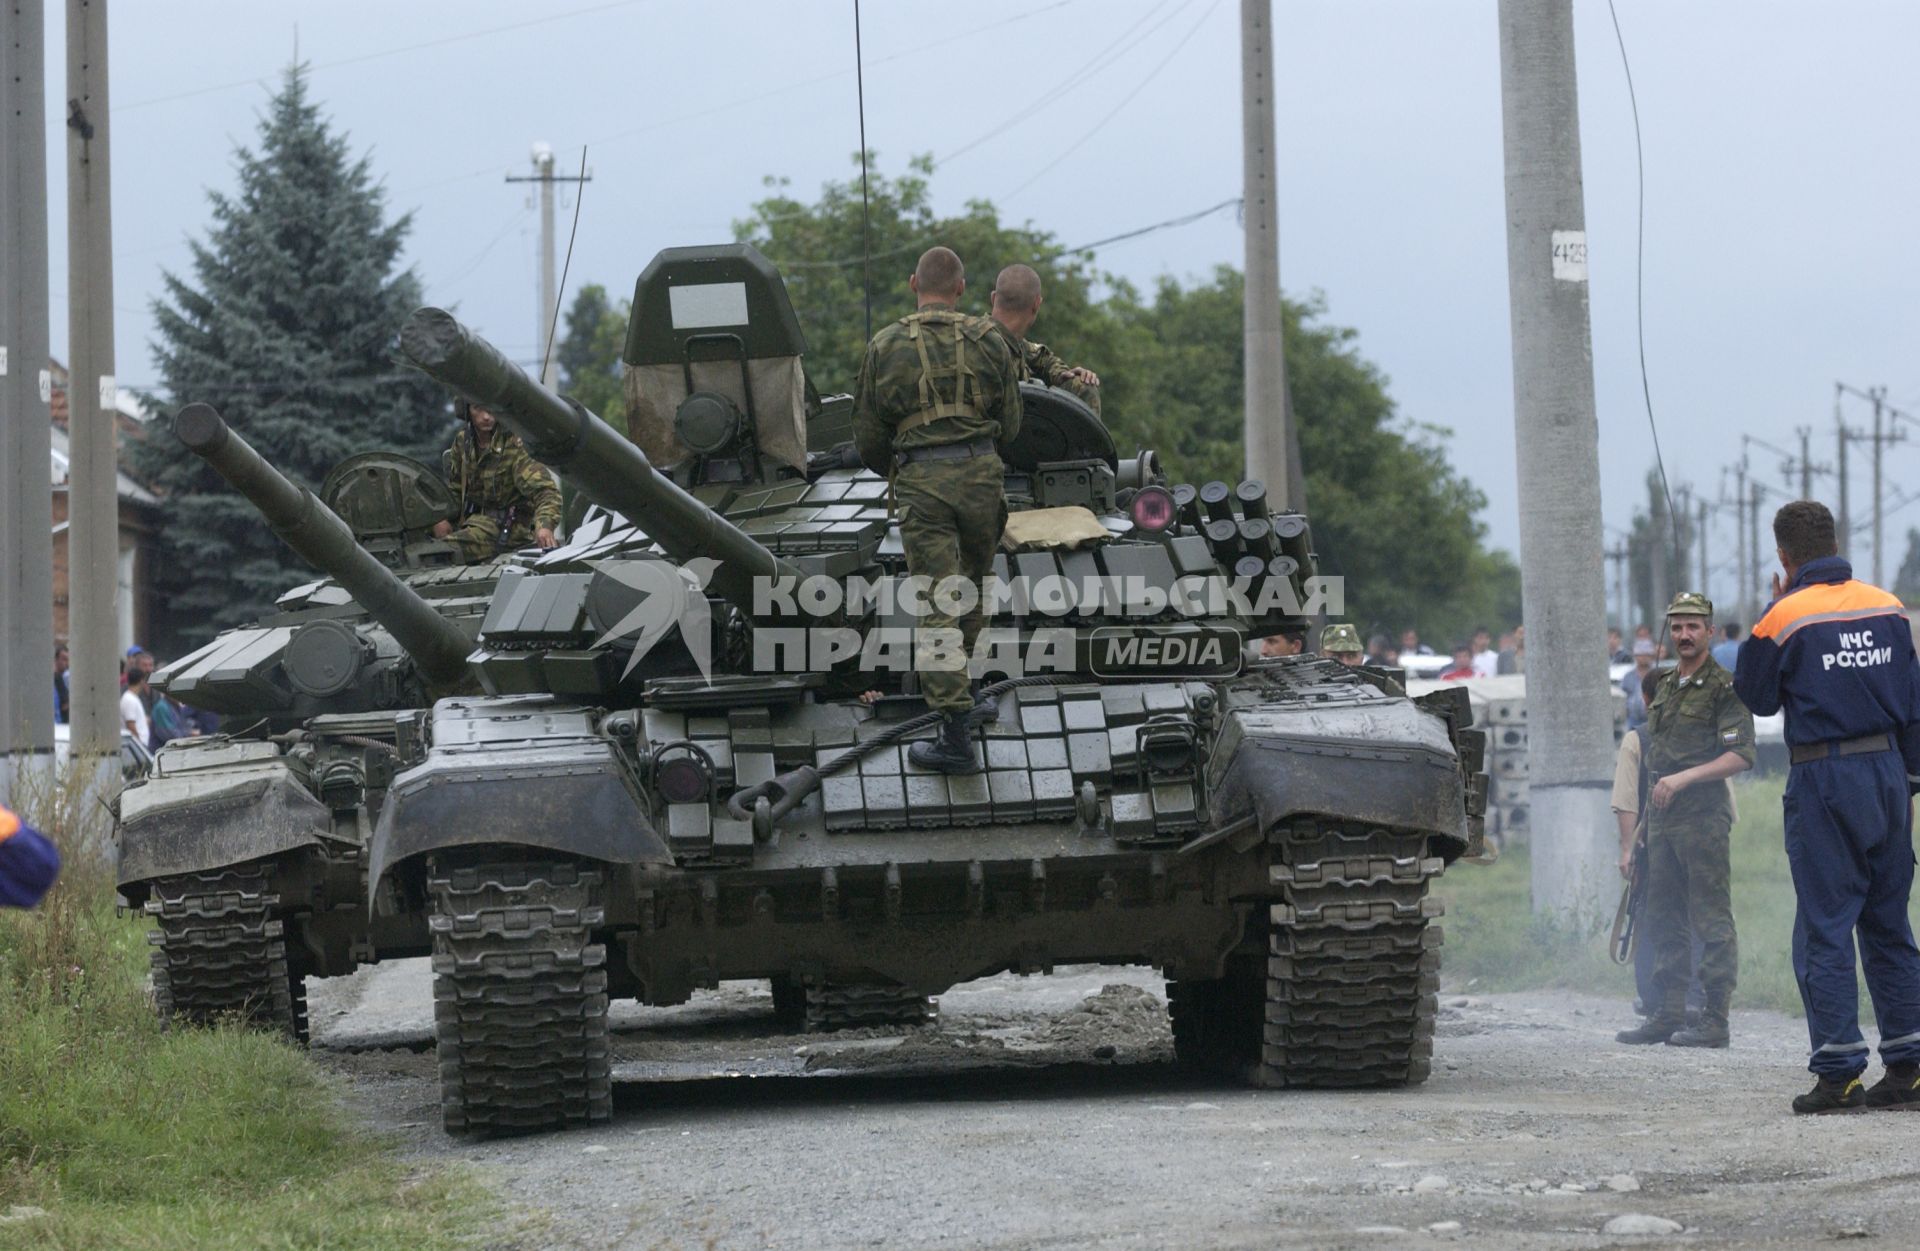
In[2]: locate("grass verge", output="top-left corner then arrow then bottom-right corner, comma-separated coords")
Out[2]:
1439,773 -> 1920,1021
0,767 -> 488,1251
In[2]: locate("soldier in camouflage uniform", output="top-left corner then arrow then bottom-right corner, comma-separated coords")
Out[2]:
1617,592 -> 1755,1049
853,246 -> 1023,774
1321,622 -> 1365,666
988,264 -> 1101,415
433,400 -> 563,564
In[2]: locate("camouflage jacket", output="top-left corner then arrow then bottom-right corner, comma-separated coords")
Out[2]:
999,325 -> 1101,414
442,428 -> 563,541
1645,654 -> 1755,825
852,303 -> 1022,474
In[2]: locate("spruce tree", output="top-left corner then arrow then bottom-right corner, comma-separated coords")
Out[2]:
132,65 -> 449,651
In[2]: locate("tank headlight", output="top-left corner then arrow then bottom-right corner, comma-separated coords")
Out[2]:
1130,485 -> 1177,533
653,742 -> 715,805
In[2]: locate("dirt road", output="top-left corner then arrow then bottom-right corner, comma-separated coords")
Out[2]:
312,963 -> 1920,1250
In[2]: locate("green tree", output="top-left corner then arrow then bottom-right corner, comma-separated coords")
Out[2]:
131,66 -> 448,652
543,156 -> 1516,638
1626,472 -> 1697,629
556,283 -> 629,434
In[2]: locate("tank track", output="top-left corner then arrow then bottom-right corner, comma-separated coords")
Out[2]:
428,859 -> 612,1136
1168,818 -> 1442,1088
1265,819 -> 1442,1087
803,980 -> 938,1031
145,866 -> 308,1043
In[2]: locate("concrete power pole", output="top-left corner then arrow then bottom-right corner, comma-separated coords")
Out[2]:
0,0 -> 57,795
1496,0 -> 1616,922
66,0 -> 120,760
1748,477 -> 1764,623
1239,0 -> 1298,509
1835,385 -> 1851,560
1648,487 -> 1669,635
1733,461 -> 1749,625
1697,498 -> 1709,602
506,143 -> 589,391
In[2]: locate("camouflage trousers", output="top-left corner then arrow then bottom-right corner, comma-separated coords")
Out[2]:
446,512 -> 536,565
894,454 -> 1006,714
1646,807 -> 1738,1018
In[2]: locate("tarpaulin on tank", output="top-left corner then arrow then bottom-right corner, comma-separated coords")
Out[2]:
624,356 -> 810,474
1001,506 -> 1110,552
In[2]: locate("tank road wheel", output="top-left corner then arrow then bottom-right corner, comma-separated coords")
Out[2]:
803,979 -> 938,1031
1263,819 -> 1443,1087
428,859 -> 612,1136
146,866 -> 307,1043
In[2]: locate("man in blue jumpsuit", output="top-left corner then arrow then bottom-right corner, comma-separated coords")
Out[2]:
1734,499 -> 1920,1114
0,805 -> 60,908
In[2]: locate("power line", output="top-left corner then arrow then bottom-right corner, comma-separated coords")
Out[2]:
935,0 -> 1186,167
1605,0 -> 1681,557
115,1 -> 661,112
1000,0 -> 1226,203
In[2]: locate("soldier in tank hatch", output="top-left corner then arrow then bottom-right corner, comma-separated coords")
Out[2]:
853,246 -> 1022,773
987,264 -> 1101,415
1321,622 -> 1365,666
434,399 -> 562,563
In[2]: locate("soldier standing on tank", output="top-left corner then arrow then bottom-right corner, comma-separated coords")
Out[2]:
853,246 -> 1023,774
1616,592 -> 1755,1050
433,400 -> 563,563
988,264 -> 1101,415
1320,623 -> 1365,666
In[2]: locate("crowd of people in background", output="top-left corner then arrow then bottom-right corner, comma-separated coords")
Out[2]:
54,642 -> 218,751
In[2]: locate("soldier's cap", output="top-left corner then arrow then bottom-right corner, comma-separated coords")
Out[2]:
1320,622 -> 1364,653
1665,591 -> 1713,618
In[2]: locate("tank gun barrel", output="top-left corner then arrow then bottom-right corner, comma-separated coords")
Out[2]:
173,404 -> 472,687
398,307 -> 803,619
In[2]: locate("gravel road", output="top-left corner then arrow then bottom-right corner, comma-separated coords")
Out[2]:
312,961 -> 1920,1250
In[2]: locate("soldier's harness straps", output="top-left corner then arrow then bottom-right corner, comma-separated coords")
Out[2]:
895,310 -> 983,439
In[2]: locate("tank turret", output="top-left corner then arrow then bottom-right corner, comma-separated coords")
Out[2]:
397,309 -> 804,620
173,403 -> 473,687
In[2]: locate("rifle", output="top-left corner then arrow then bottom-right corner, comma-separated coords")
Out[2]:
1610,807 -> 1649,964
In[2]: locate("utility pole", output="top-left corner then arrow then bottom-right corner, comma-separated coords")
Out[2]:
1797,426 -> 1812,499
505,142 -> 589,390
0,0 -> 57,795
1733,461 -> 1748,640
1496,0 -> 1615,922
1836,385 -> 1851,561
1748,476 -> 1765,622
1697,497 -> 1709,603
1648,486 -> 1669,632
1240,0 -> 1297,509
66,0 -> 120,762
1870,386 -> 1903,587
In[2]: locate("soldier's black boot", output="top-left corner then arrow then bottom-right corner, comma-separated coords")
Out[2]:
908,712 -> 979,775
1792,1073 -> 1866,1115
1668,996 -> 1730,1049
1615,1014 -> 1684,1045
1865,1061 -> 1920,1110
963,680 -> 1000,727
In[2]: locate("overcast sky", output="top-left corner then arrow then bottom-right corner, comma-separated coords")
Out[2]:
33,0 -> 1920,615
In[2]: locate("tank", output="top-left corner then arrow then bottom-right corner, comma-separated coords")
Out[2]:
343,242 -> 1492,1135
114,419 -> 500,1041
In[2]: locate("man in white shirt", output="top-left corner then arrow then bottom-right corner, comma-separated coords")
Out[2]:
120,669 -> 151,746
1470,626 -> 1499,677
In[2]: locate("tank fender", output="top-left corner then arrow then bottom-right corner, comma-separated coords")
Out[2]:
1208,696 -> 1468,855
369,694 -> 669,889
116,753 -> 329,893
